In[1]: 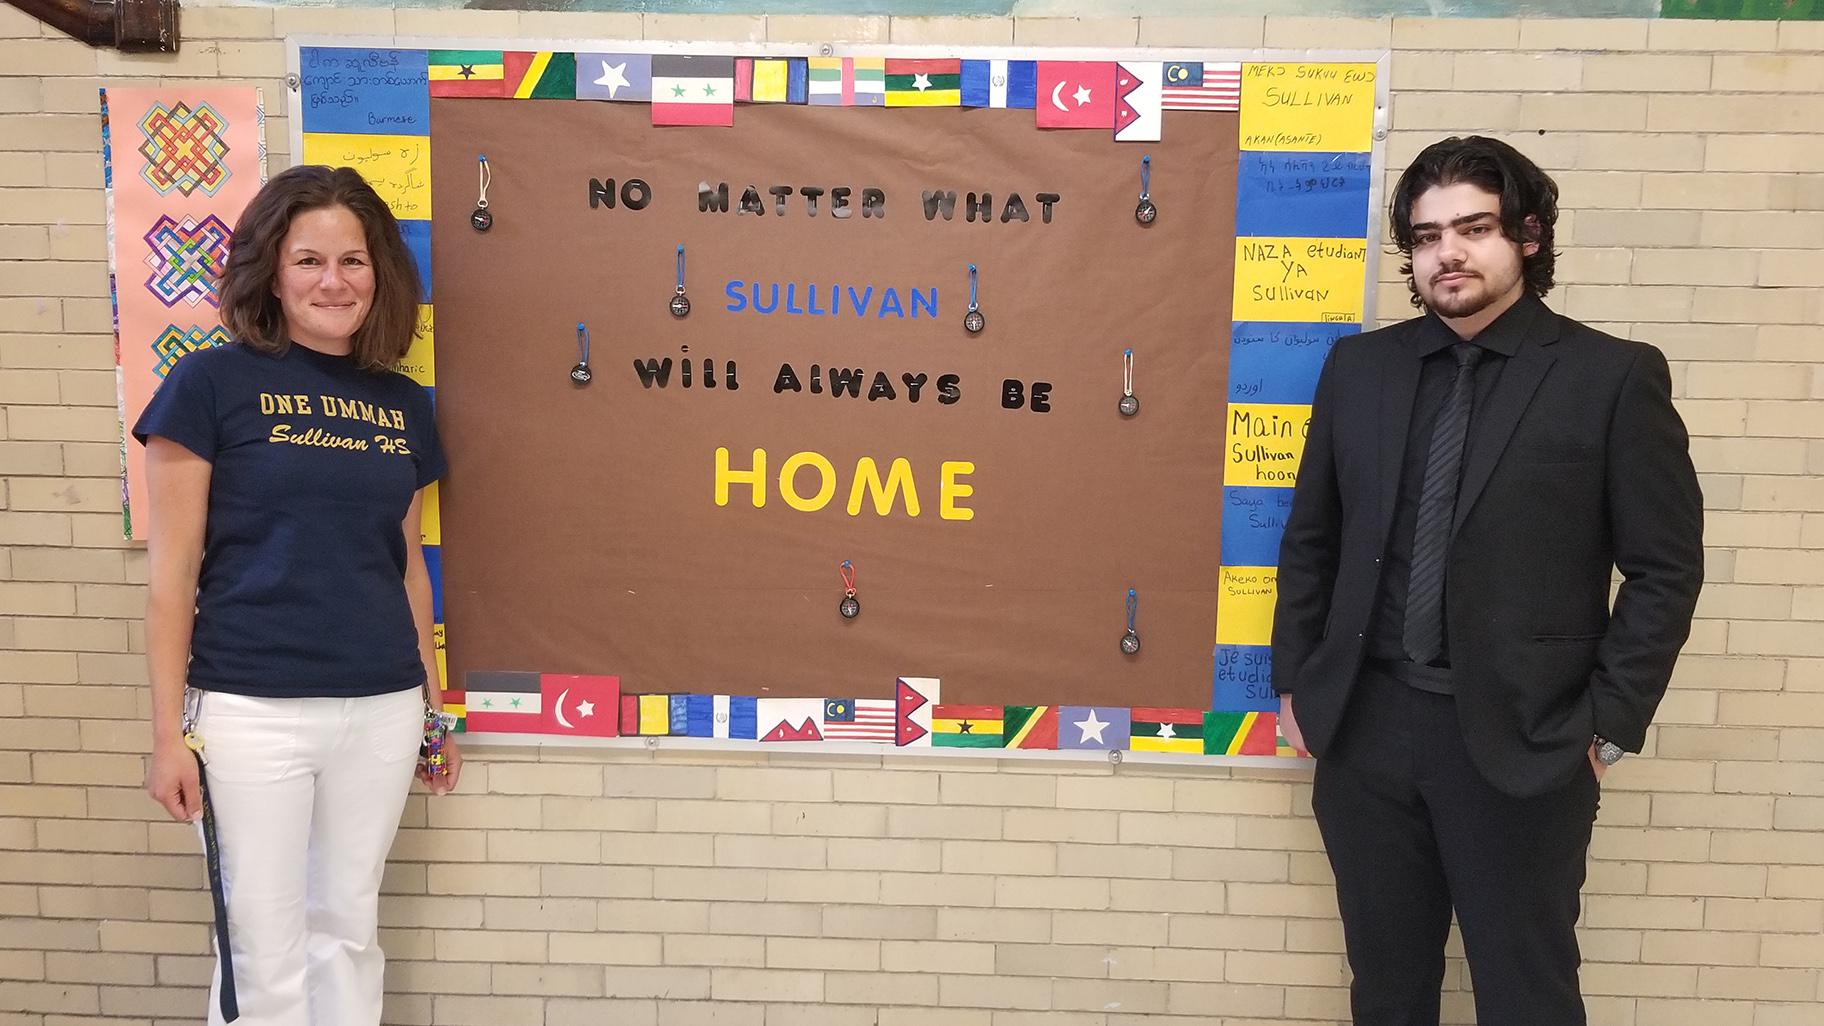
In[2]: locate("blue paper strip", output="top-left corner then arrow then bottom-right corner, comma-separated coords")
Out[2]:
300,48 -> 430,137
423,544 -> 442,623
668,695 -> 690,735
398,219 -> 432,302
1235,150 -> 1372,239
1212,644 -> 1278,712
1229,321 -> 1354,406
1221,486 -> 1295,567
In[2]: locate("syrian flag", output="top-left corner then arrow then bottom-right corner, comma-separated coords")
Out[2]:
464,671 -> 541,733
651,55 -> 735,127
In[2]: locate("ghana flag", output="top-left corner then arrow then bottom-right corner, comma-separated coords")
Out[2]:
505,52 -> 576,99
933,704 -> 1002,747
885,59 -> 961,107
1130,708 -> 1204,754
429,50 -> 505,98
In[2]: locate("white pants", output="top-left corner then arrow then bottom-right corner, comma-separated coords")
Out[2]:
193,688 -> 422,1026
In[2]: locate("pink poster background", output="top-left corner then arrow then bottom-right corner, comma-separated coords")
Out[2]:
103,87 -> 264,539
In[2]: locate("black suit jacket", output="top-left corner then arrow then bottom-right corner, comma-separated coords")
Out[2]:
1271,295 -> 1704,798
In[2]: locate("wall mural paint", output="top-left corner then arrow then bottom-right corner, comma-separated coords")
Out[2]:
212,0 -> 1820,21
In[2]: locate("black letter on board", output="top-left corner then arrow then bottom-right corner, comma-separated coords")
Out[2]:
867,371 -> 897,402
936,374 -> 962,405
589,178 -> 616,209
698,182 -> 730,213
829,368 -> 865,398
1036,193 -> 1060,223
633,358 -> 673,388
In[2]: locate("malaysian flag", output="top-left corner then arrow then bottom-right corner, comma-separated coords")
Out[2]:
822,698 -> 897,742
1161,61 -> 1241,111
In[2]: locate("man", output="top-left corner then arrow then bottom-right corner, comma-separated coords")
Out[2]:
1271,136 -> 1704,1026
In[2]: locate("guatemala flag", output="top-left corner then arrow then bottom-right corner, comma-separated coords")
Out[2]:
961,59 -> 1038,108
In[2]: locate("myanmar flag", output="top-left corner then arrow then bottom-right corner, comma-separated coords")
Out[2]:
885,59 -> 961,107
933,704 -> 1002,747
1131,707 -> 1204,754
429,50 -> 505,98
1001,706 -> 1058,749
505,52 -> 576,99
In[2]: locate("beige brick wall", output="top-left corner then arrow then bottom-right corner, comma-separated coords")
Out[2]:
2,6 -> 1821,1024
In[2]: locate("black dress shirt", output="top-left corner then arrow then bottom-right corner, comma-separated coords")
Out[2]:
1366,298 -> 1541,667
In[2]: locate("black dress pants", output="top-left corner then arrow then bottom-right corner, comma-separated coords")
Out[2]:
1310,668 -> 1600,1026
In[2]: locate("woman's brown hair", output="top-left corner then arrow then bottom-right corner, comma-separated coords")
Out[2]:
218,164 -> 423,371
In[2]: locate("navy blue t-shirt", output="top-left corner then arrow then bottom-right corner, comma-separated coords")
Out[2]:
133,342 -> 447,698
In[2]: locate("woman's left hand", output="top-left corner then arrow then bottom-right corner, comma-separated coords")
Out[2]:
419,735 -> 462,794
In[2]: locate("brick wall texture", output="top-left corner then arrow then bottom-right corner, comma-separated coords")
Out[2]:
1,7 -> 1821,1025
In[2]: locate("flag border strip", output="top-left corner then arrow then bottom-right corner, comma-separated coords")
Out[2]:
285,35 -> 1389,769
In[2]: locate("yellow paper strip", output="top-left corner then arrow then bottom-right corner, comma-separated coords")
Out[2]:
1232,236 -> 1367,324
1216,566 -> 1278,647
301,132 -> 431,220
1239,62 -> 1376,153
1224,403 -> 1311,488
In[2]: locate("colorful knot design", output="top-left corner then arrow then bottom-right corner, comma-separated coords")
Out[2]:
136,102 -> 232,197
143,214 -> 232,308
152,324 -> 231,378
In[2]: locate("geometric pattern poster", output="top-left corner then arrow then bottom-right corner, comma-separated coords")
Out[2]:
101,87 -> 266,538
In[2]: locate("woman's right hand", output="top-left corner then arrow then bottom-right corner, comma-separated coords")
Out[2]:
148,740 -> 203,822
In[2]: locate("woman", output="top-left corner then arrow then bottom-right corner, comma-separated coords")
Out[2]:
139,164 -> 461,1026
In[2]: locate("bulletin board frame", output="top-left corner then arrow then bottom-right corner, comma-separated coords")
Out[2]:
285,35 -> 1390,767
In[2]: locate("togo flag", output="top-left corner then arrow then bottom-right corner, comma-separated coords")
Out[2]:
961,60 -> 1038,109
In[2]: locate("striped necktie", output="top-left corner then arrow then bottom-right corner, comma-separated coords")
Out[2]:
1403,341 -> 1483,666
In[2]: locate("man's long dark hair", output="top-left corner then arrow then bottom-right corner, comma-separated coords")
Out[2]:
1389,136 -> 1560,309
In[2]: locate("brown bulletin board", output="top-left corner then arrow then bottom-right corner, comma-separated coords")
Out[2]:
429,100 -> 1238,710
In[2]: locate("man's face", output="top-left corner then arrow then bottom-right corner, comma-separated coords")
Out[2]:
1408,181 -> 1536,322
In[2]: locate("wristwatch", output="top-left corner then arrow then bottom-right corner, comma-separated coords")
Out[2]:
1593,735 -> 1625,766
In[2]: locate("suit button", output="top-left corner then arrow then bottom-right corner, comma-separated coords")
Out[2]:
1357,632 -> 1365,638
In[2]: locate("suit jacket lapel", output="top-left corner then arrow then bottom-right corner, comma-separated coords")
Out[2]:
1377,325 -> 1425,547
1452,316 -> 1562,536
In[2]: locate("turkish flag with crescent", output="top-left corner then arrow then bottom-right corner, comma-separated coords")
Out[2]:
1036,62 -> 1116,129
541,674 -> 621,737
